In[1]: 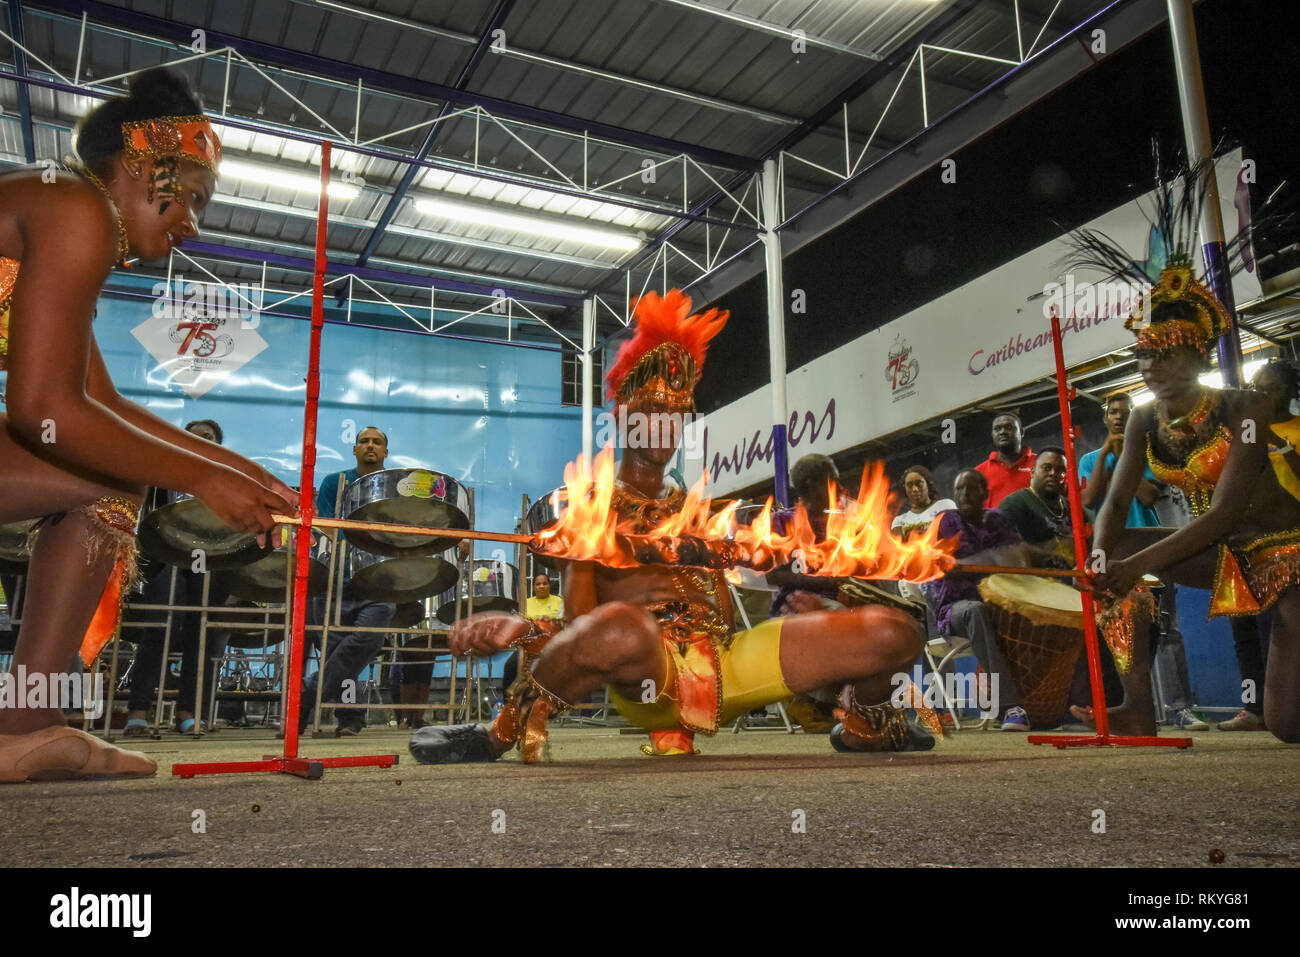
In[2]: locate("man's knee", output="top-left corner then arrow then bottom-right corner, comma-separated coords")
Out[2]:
569,602 -> 659,676
853,605 -> 924,666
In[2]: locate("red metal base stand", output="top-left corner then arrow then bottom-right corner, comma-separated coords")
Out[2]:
173,142 -> 397,781
1027,313 -> 1191,752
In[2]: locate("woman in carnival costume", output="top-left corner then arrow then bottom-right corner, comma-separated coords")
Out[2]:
0,68 -> 292,781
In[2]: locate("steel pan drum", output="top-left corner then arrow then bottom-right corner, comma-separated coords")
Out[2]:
436,559 -> 519,623
346,544 -> 460,604
0,519 -> 38,575
216,526 -> 328,603
137,488 -> 271,570
526,488 -> 568,569
390,600 -> 429,630
342,469 -> 470,557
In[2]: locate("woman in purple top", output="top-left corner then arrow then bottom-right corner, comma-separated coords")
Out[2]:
922,469 -> 1038,729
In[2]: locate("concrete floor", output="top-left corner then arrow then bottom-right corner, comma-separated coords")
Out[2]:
1,723 -> 1296,867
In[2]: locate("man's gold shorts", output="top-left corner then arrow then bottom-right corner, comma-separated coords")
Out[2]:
607,616 -> 791,731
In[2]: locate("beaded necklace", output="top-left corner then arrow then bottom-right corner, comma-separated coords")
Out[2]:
73,166 -> 131,266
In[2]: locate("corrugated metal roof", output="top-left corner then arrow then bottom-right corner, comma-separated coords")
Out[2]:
1,0 -> 1118,343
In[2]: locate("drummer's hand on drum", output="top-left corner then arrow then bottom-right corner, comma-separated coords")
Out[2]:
194,466 -> 294,540
449,611 -> 534,657
1089,556 -> 1139,600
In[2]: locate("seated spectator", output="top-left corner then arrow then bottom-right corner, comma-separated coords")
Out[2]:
997,447 -> 1074,566
892,465 -> 956,539
922,469 -> 1034,730
892,464 -> 955,604
973,412 -> 1036,507
525,574 -> 565,625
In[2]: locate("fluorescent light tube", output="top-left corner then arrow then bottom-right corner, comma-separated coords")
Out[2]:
413,196 -> 641,251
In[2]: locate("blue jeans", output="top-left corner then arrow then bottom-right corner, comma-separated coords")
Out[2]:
300,593 -> 394,729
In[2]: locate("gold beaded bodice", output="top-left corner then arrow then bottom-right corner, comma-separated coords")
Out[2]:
611,483 -> 734,648
1146,390 -> 1230,517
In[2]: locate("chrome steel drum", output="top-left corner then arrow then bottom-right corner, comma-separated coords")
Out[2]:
216,526 -> 328,603
526,488 -> 568,570
390,600 -> 429,630
137,488 -> 270,570
342,468 -> 470,557
436,559 -> 519,623
0,519 -> 38,575
346,544 -> 460,604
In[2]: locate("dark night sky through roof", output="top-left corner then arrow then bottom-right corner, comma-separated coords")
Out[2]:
694,0 -> 1300,415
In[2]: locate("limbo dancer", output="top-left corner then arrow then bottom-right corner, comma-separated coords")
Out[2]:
411,290 -> 937,764
0,68 -> 292,782
1077,160 -> 1300,743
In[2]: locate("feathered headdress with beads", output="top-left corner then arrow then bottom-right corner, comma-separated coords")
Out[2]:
1062,146 -> 1269,357
605,289 -> 728,410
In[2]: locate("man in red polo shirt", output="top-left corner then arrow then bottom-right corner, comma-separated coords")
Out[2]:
973,412 -> 1036,507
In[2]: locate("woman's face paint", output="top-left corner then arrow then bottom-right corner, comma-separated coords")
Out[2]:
152,155 -> 185,216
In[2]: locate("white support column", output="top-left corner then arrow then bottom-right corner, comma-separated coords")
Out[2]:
760,159 -> 790,505
1167,0 -> 1243,384
581,296 -> 596,464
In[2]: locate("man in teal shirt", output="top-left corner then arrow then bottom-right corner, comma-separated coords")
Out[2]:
300,426 -> 395,736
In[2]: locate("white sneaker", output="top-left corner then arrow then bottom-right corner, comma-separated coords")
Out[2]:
1170,708 -> 1209,731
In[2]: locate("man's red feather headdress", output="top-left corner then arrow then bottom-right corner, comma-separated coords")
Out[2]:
605,289 -> 728,407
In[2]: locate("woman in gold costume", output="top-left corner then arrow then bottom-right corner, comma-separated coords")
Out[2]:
0,69 -> 291,781
1083,164 -> 1300,743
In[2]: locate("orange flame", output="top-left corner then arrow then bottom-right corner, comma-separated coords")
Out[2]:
532,447 -> 957,581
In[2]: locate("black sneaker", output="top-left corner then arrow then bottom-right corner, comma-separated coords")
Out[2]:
335,723 -> 363,738
409,723 -> 499,764
829,717 -> 936,753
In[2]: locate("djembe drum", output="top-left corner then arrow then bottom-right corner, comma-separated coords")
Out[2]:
977,573 -> 1085,729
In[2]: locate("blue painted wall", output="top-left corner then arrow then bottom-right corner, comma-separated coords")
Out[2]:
90,286 -> 585,560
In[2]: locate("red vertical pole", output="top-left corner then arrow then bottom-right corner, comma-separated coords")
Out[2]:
282,141 -> 331,760
172,141 -> 399,776
1048,311 -> 1111,739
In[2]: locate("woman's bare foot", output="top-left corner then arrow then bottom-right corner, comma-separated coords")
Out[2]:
0,726 -> 157,782
1069,704 -> 1156,736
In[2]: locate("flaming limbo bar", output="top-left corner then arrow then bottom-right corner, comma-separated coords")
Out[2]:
273,513 -> 1079,582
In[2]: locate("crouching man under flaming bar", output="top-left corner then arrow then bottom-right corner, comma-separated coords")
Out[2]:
411,291 -> 936,763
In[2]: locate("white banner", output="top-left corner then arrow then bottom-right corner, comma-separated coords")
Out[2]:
685,151 -> 1260,495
